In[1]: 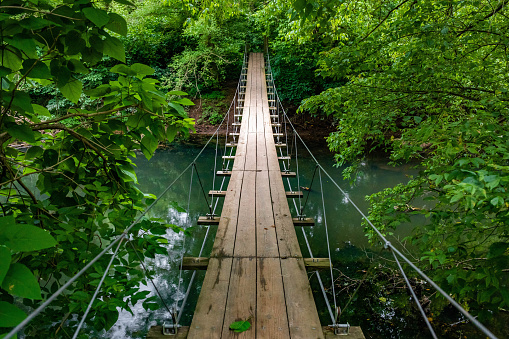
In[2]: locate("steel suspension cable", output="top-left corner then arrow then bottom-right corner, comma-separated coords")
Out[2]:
72,239 -> 124,339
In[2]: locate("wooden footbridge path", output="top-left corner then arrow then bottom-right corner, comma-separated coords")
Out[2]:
148,53 -> 364,339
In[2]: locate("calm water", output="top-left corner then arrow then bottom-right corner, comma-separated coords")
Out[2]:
102,136 -> 418,338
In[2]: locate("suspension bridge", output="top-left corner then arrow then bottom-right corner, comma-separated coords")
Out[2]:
4,51 -> 499,339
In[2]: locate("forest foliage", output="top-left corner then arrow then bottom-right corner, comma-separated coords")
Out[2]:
0,0 -> 508,337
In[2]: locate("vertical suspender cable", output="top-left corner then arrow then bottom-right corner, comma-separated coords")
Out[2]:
391,249 -> 438,339
318,167 -> 338,319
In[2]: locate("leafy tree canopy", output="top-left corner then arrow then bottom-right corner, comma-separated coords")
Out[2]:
0,0 -> 194,336
292,0 -> 509,320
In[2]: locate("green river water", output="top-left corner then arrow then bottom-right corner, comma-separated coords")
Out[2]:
100,136 -> 423,338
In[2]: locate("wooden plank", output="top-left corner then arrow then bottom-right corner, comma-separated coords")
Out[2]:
281,171 -> 296,177
304,258 -> 331,270
244,132 -> 257,171
292,217 -> 315,226
225,143 -> 237,148
257,258 -> 291,339
211,170 -> 244,257
268,169 -> 302,258
286,191 -> 303,198
187,258 -> 233,338
280,258 -> 324,339
256,170 -> 279,257
209,190 -> 227,197
217,170 -> 232,176
181,257 -> 209,270
197,216 -> 220,225
275,143 -> 287,147
278,156 -> 291,160
233,170 -> 256,257
221,257 -> 257,339
147,326 -> 189,339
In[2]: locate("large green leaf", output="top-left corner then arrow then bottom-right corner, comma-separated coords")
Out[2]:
5,122 -> 35,143
0,301 -> 26,327
59,79 -> 83,104
229,320 -> 251,333
105,13 -> 128,36
103,36 -> 125,63
0,48 -> 22,71
83,7 -> 110,27
5,34 -> 37,59
22,59 -> 51,79
131,63 -> 154,78
0,216 -> 57,252
140,134 -> 158,160
2,263 -> 42,300
0,247 -> 10,286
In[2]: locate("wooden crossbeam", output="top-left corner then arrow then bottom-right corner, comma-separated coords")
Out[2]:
292,217 -> 315,226
216,170 -> 232,176
209,190 -> 227,197
275,143 -> 287,147
274,133 -> 284,137
197,216 -> 220,225
278,156 -> 291,160
225,143 -> 237,147
286,191 -> 303,198
281,171 -> 296,177
180,257 -> 330,271
270,115 -> 279,118
229,132 -> 240,136
222,155 -> 235,160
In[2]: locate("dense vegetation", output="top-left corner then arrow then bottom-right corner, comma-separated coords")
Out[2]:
1,0 -> 507,337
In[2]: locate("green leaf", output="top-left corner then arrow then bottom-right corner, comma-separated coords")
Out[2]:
22,59 -> 51,79
110,64 -> 137,76
130,63 -> 154,78
105,13 -> 128,36
229,320 -> 251,333
85,84 -> 112,98
32,104 -> 51,118
0,48 -> 22,71
166,125 -> 178,142
103,35 -> 125,63
59,79 -> 83,104
83,7 -> 110,27
6,122 -> 35,143
0,216 -> 57,252
0,301 -> 26,327
173,98 -> 194,106
117,164 -> 138,183
140,134 -> 157,160
167,90 -> 187,96
5,34 -> 37,59
490,196 -> 504,207
2,263 -> 42,299
0,247 -> 11,286
25,146 -> 43,159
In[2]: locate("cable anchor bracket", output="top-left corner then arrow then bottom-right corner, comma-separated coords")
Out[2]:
162,312 -> 180,336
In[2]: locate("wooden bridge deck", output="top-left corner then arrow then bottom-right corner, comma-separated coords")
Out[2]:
188,53 -> 323,339
148,53 -> 365,339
